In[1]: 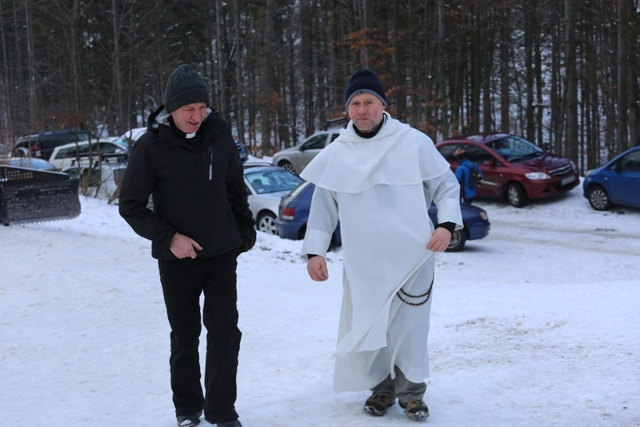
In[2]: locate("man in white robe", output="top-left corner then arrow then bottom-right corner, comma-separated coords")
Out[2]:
301,69 -> 462,421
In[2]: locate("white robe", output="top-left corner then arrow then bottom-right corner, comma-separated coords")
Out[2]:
301,114 -> 462,391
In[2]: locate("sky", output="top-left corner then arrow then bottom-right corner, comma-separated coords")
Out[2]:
1,178 -> 639,427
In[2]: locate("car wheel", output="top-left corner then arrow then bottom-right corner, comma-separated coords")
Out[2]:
12,147 -> 28,157
446,228 -> 467,252
587,185 -> 611,210
278,161 -> 297,174
506,182 -> 527,207
257,211 -> 278,235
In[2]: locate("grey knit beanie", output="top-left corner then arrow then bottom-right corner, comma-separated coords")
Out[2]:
164,64 -> 210,113
344,69 -> 387,110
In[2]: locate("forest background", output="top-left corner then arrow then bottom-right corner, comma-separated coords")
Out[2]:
1,0 -> 640,172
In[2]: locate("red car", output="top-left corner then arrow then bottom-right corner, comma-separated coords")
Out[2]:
436,134 -> 580,207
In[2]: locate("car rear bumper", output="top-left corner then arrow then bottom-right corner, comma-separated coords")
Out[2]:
275,219 -> 305,240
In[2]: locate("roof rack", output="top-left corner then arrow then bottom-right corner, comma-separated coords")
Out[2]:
324,117 -> 348,130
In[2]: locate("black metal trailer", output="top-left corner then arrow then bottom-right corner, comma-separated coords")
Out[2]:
0,165 -> 81,225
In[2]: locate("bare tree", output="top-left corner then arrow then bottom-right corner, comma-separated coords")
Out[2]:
1,0 -> 639,171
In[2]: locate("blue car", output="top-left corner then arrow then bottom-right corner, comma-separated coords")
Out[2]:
276,181 -> 491,252
583,146 -> 640,210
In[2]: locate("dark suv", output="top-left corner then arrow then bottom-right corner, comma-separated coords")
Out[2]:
13,130 -> 97,160
436,134 -> 580,207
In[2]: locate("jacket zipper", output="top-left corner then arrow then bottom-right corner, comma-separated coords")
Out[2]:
208,145 -> 213,181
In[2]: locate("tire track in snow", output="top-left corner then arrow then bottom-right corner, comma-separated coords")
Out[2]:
487,218 -> 640,257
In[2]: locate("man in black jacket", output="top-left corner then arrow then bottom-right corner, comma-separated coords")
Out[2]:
119,64 -> 254,427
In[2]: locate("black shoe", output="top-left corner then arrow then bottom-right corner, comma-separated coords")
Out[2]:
176,411 -> 202,427
364,394 -> 396,416
216,420 -> 243,427
400,400 -> 429,421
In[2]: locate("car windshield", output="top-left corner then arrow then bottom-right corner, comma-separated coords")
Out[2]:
485,136 -> 543,162
246,168 -> 303,194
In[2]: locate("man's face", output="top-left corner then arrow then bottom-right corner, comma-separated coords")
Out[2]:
171,102 -> 207,134
347,93 -> 385,133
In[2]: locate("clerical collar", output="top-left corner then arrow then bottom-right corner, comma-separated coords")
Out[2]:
168,116 -> 197,139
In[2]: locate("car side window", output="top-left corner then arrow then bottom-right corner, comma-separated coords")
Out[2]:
100,142 -> 121,154
301,134 -> 327,150
466,145 -> 494,164
81,144 -> 94,156
619,151 -> 640,172
55,146 -> 76,159
437,144 -> 460,160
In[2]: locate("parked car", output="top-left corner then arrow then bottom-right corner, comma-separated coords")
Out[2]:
13,129 -> 98,159
276,181 -> 342,248
582,145 -> 640,210
436,134 -> 580,207
276,181 -> 491,252
48,139 -> 128,172
244,164 -> 303,234
271,128 -> 342,174
117,127 -> 147,147
1,157 -> 59,171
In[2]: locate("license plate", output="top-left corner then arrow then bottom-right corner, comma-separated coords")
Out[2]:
561,176 -> 575,185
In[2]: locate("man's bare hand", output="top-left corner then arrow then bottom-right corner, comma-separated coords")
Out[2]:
426,227 -> 452,252
170,233 -> 203,259
307,256 -> 329,282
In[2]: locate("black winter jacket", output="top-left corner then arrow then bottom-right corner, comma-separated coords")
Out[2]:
119,106 -> 254,260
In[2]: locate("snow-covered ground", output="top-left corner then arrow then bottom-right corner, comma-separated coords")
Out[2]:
1,186 -> 639,426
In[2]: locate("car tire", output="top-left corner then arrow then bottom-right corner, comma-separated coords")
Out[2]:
446,228 -> 467,252
278,161 -> 297,174
257,211 -> 278,235
587,185 -> 611,211
12,147 -> 28,157
506,182 -> 527,207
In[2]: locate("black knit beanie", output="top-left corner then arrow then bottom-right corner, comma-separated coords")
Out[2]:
344,69 -> 387,110
164,64 -> 210,113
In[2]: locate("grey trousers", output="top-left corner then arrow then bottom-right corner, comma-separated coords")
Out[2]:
371,366 -> 426,403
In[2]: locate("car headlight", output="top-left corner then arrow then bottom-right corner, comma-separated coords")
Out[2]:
570,160 -> 578,171
525,171 -> 551,180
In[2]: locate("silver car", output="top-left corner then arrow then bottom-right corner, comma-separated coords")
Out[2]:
244,164 -> 303,234
271,129 -> 341,174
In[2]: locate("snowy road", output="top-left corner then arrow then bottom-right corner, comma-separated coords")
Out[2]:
1,190 -> 639,427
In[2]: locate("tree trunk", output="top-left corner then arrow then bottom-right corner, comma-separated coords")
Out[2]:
499,5 -> 510,134
261,0 -> 275,157
563,0 -> 578,161
233,0 -> 246,146
617,0 -> 631,152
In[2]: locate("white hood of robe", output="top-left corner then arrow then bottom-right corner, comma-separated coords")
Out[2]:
301,113 -> 451,191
